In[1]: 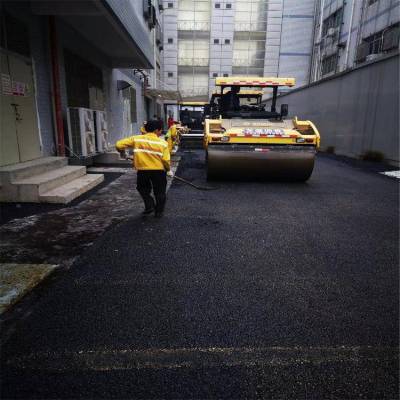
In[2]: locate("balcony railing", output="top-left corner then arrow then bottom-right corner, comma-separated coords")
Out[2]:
178,57 -> 209,66
179,87 -> 209,97
178,20 -> 211,31
232,58 -> 265,67
234,22 -> 267,32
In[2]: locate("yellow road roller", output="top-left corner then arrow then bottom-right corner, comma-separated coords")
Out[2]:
204,77 -> 320,181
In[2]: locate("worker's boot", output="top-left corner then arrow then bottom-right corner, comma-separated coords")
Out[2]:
154,193 -> 166,218
142,196 -> 155,215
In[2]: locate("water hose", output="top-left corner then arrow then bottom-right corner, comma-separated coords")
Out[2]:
169,174 -> 218,191
125,155 -> 218,191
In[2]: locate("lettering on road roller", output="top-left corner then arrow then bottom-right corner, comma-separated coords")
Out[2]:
203,76 -> 320,181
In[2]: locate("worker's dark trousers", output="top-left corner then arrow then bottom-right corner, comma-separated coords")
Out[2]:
136,170 -> 167,213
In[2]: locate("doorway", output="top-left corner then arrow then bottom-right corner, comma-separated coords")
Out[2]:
1,50 -> 41,166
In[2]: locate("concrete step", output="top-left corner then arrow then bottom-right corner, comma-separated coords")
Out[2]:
39,174 -> 104,204
13,166 -> 87,202
0,157 -> 68,183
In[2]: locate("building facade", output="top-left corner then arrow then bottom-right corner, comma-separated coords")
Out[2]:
162,0 -> 316,102
310,0 -> 400,81
0,0 -> 165,168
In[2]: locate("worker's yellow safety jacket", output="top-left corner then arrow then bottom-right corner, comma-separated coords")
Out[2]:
116,132 -> 170,171
165,124 -> 178,153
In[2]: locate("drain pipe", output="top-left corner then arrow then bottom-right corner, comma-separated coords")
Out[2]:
49,16 -> 65,157
344,0 -> 356,70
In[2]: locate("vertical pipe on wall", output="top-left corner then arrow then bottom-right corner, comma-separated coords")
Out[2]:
48,16 -> 65,157
314,0 -> 325,82
344,0 -> 356,70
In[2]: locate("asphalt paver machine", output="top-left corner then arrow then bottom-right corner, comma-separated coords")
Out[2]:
203,76 -> 320,181
179,101 -> 208,148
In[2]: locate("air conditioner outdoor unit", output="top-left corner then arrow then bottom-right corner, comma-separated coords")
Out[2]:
67,107 -> 96,157
94,110 -> 110,153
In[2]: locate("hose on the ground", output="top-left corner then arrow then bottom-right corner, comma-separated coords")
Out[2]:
169,174 -> 218,191
124,155 -> 218,191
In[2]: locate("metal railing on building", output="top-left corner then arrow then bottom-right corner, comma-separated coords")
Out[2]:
177,20 -> 211,31
234,22 -> 267,32
179,87 -> 209,97
178,57 -> 209,66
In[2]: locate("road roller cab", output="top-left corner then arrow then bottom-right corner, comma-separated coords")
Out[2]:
204,77 -> 320,181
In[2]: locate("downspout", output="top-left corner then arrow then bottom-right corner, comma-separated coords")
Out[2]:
49,16 -> 65,157
308,0 -> 320,83
344,0 -> 356,70
315,0 -> 325,82
334,0 -> 346,74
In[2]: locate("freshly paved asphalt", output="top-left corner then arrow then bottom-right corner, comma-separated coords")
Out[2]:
1,150 -> 399,399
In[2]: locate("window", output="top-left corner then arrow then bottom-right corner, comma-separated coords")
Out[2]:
224,39 -> 230,44
322,8 -> 343,37
223,73 -> 229,77
368,0 -> 378,5
212,72 -> 218,77
178,0 -> 211,31
167,2 -> 173,8
215,3 -> 221,8
178,39 -> 209,66
168,72 -> 174,77
234,0 -> 267,32
168,38 -> 173,43
321,53 -> 338,76
214,38 -> 220,44
226,3 -> 232,9
356,23 -> 400,63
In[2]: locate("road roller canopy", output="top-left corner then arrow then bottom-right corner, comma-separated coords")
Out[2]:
215,76 -> 295,87
211,90 -> 264,98
209,76 -> 295,120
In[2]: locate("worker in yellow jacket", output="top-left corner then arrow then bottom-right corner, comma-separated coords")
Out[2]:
116,120 -> 171,217
165,123 -> 178,153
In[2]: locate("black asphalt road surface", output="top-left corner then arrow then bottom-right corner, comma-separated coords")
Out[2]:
1,151 -> 399,399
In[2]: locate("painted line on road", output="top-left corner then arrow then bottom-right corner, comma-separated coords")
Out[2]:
380,170 -> 400,179
7,346 -> 398,371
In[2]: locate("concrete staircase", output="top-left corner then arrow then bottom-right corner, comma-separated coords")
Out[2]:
0,157 -> 104,204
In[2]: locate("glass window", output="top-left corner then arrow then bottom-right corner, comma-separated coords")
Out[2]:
224,39 -> 230,44
168,2 -> 173,8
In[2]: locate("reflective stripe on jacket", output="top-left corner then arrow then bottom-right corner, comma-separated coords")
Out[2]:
115,132 -> 170,171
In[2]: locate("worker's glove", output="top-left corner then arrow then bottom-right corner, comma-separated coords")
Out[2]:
118,150 -> 126,159
167,170 -> 174,178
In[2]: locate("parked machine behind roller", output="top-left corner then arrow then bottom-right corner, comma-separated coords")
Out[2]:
203,77 -> 321,181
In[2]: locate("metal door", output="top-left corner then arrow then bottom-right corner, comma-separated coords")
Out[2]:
122,88 -> 132,135
0,51 -> 41,166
